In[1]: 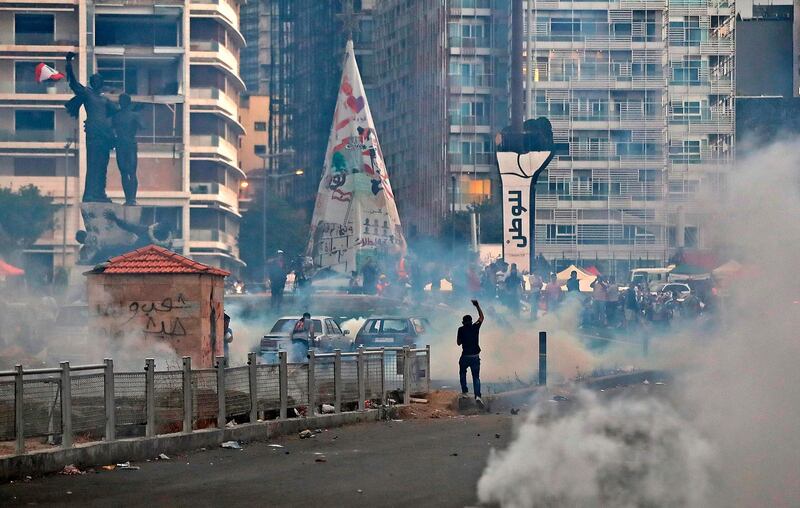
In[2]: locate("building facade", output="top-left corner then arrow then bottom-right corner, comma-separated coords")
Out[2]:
237,93 -> 269,213
370,0 -> 511,237
524,0 -> 735,274
0,0 -> 245,282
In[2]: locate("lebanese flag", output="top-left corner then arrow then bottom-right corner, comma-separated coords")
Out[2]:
35,63 -> 65,83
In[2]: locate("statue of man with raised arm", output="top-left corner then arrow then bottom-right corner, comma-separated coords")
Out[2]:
64,51 -> 118,203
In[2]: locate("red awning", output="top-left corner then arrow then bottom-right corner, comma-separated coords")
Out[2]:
0,259 -> 25,277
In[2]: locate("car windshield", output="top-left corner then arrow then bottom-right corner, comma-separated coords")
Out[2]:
382,319 -> 408,333
271,319 -> 323,333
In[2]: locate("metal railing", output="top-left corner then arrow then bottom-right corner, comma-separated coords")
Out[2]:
0,346 -> 431,456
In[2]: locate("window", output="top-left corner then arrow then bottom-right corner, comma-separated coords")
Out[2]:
254,144 -> 266,155
546,224 -> 575,239
672,58 -> 702,85
684,226 -> 698,247
381,319 -> 408,333
254,122 -> 267,132
669,17 -> 702,46
140,207 -> 183,237
672,101 -> 702,120
638,169 -> 660,182
14,157 -> 56,177
15,14 -> 54,45
16,61 -> 59,94
95,14 -> 180,47
551,18 -> 581,35
669,140 -> 702,162
15,110 -> 55,142
326,319 -> 343,335
624,226 -> 655,241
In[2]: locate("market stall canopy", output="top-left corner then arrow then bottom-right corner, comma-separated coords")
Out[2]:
669,263 -> 711,281
555,264 -> 597,292
0,259 -> 24,277
712,260 -> 742,278
584,265 -> 601,276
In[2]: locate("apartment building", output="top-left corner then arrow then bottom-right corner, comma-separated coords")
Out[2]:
0,0 -> 245,281
237,93 -> 269,213
371,0 -> 510,236
524,0 -> 735,274
0,1 -> 84,283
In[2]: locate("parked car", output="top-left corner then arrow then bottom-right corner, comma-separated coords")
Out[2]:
259,316 -> 352,364
650,282 -> 691,299
354,317 -> 429,349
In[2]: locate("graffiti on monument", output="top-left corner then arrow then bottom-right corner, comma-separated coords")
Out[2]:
94,293 -> 193,340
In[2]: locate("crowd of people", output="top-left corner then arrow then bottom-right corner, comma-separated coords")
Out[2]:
477,261 -> 717,330
235,249 -> 718,334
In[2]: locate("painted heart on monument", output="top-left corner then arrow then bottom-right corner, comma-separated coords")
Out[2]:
346,95 -> 365,113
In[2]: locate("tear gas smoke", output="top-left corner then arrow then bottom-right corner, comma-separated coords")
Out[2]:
478,390 -> 714,508
477,141 -> 800,507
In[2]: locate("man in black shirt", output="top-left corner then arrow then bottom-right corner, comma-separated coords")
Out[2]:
457,299 -> 485,406
566,270 -> 580,292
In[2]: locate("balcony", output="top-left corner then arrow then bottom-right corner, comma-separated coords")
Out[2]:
189,41 -> 244,88
0,130 -> 72,146
189,0 -> 245,46
190,135 -> 239,170
189,87 -> 239,124
447,152 -> 494,166
189,181 -> 239,211
188,229 -> 238,255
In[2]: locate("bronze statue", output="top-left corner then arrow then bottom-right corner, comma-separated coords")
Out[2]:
112,94 -> 142,205
64,52 -> 117,203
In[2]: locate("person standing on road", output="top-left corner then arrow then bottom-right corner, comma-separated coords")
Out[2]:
566,270 -> 581,292
268,250 -> 288,310
223,313 -> 233,366
457,299 -> 485,407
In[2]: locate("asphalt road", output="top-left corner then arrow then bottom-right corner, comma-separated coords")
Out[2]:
0,414 -> 514,508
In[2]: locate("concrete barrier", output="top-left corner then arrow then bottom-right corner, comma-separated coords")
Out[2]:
0,408 -> 390,482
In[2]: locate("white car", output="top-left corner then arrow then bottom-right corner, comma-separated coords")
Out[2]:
650,283 -> 691,299
259,316 -> 352,364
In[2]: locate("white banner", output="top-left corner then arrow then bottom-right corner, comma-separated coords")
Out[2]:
497,151 -> 552,273
307,40 -> 406,274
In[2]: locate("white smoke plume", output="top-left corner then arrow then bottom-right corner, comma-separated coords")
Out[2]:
477,141 -> 800,506
478,390 -> 714,507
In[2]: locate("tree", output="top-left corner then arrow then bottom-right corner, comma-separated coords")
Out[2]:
238,191 -> 309,280
0,185 -> 55,260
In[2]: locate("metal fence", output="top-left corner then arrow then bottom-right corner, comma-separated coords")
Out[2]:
0,346 -> 430,456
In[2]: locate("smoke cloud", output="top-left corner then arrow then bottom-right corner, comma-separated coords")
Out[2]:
478,390 -> 714,507
477,141 -> 800,506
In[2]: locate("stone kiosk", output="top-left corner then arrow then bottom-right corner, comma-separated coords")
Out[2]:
85,245 -> 229,367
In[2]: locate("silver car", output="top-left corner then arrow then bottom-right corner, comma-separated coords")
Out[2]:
259,316 -> 352,364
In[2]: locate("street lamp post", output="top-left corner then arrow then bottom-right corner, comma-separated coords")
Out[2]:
61,129 -> 77,282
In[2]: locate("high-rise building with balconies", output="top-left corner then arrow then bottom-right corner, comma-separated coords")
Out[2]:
0,0 -> 245,282
371,0 -> 510,237
524,0 -> 734,274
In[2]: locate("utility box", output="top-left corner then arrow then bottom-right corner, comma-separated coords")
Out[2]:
85,245 -> 229,367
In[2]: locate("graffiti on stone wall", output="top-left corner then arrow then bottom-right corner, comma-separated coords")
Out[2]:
93,293 -> 194,339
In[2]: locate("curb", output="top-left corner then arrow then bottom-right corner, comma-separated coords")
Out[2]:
0,408 -> 392,482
